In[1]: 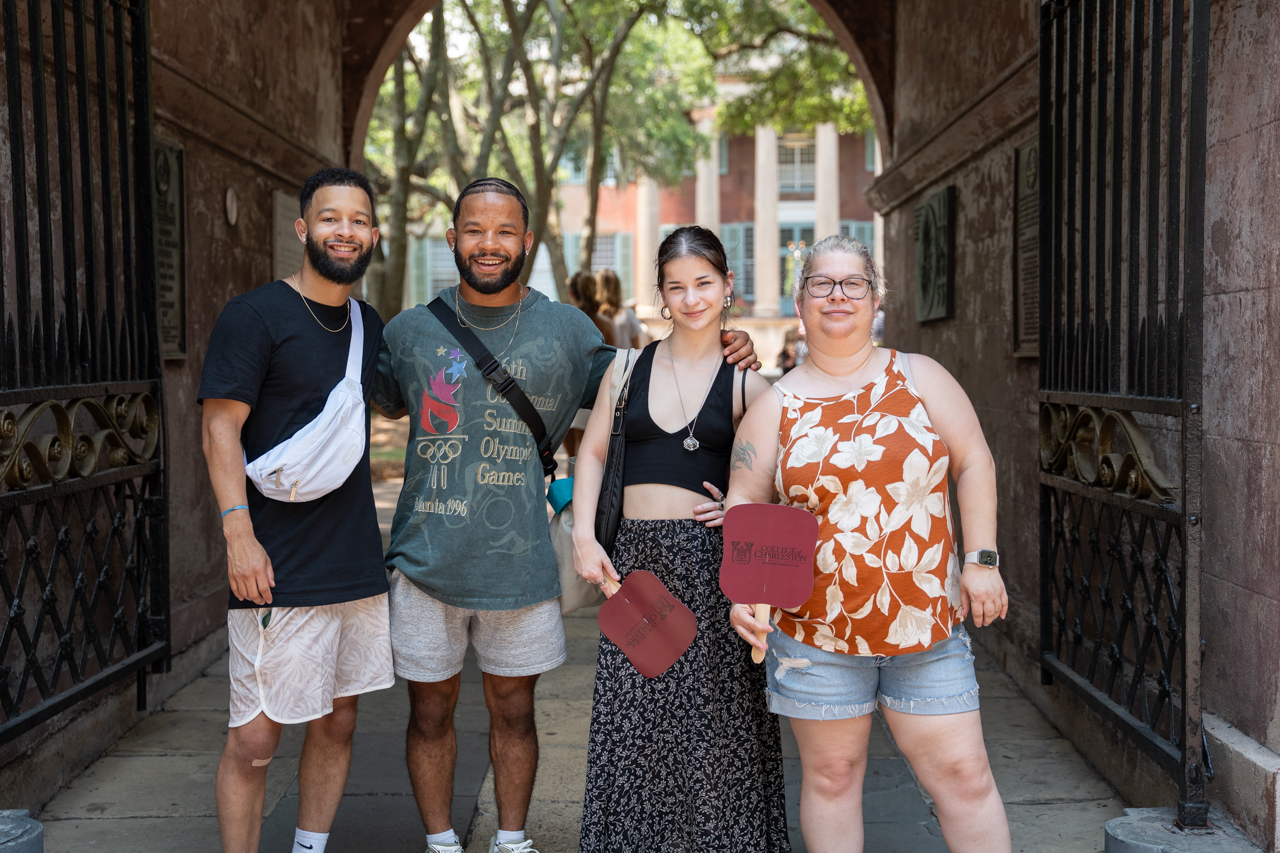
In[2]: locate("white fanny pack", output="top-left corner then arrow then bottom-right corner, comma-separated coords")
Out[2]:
245,298 -> 366,502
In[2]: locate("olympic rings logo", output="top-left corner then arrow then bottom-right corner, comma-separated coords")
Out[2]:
416,438 -> 465,463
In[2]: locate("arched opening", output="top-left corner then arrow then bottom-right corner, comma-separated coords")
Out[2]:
342,0 -> 897,170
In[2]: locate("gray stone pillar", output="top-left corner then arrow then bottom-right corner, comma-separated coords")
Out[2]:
753,125 -> 780,317
814,122 -> 840,241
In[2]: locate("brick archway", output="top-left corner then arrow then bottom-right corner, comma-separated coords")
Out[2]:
342,0 -> 897,167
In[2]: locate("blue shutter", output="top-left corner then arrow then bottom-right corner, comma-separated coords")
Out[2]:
564,233 -> 581,274
616,232 -> 634,301
721,224 -> 744,294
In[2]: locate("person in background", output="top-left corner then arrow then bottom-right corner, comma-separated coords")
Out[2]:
597,267 -> 643,348
726,234 -> 1011,853
564,270 -> 616,458
568,269 -> 617,348
572,226 -> 785,852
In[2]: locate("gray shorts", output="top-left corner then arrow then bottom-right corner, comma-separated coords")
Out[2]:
388,569 -> 567,682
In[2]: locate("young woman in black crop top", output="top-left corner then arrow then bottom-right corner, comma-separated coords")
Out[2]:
570,227 -> 787,852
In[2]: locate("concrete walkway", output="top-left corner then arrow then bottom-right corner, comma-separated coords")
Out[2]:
37,480 -> 1130,850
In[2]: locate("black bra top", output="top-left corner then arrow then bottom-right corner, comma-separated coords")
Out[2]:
622,341 -> 741,495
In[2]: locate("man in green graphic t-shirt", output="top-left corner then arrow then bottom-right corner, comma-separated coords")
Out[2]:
372,178 -> 757,853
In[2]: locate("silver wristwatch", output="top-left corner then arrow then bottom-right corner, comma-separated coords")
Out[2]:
963,549 -> 999,569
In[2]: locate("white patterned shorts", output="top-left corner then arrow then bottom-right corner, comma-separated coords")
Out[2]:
227,593 -> 395,728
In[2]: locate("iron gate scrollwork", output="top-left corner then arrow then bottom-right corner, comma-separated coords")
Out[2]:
1038,0 -> 1209,827
0,0 -> 167,744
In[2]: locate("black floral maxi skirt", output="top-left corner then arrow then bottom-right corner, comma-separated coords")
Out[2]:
579,518 -> 791,853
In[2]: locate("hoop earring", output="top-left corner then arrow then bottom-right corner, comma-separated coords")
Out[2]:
723,296 -> 733,309
660,306 -> 672,320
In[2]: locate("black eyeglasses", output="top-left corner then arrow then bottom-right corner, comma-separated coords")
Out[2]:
801,275 -> 873,300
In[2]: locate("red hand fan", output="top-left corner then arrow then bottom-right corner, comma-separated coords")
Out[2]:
720,504 -> 820,663
597,570 -> 698,678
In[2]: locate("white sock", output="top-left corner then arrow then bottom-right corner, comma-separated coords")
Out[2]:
427,829 -> 459,846
293,828 -> 329,853
495,828 -> 526,845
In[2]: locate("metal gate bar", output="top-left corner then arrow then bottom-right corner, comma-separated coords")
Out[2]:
0,0 -> 167,745
1037,0 -> 1209,827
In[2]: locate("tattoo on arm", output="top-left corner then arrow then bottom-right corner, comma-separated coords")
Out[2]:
731,440 -> 757,472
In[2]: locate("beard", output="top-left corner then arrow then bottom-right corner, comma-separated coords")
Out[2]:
454,244 -> 527,295
306,237 -> 375,285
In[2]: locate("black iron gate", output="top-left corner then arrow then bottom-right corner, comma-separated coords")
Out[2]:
0,0 -> 167,744
1038,0 -> 1210,827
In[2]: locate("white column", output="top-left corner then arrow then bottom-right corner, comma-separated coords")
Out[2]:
695,117 -> 721,235
753,125 -> 780,317
814,122 -> 840,240
634,176 -> 661,318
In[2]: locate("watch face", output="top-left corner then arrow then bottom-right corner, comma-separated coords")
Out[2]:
979,551 -> 998,566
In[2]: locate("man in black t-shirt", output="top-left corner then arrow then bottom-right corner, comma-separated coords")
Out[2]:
199,168 -> 393,853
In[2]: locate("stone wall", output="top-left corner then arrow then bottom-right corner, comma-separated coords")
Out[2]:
1199,0 -> 1280,845
870,0 -> 1280,847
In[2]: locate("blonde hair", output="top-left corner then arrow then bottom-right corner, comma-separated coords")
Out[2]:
569,269 -> 604,315
798,235 -> 887,304
597,269 -> 623,318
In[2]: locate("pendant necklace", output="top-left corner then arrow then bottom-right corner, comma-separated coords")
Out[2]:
667,340 -> 721,452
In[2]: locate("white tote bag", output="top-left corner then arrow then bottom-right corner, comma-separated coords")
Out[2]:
552,348 -> 636,614
245,298 -> 366,502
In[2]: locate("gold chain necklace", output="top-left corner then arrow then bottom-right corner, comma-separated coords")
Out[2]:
288,275 -> 349,333
455,287 -> 524,331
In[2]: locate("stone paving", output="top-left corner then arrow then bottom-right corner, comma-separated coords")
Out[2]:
37,481 -> 1132,851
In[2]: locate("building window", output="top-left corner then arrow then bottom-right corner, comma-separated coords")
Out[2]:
778,137 -> 816,193
840,220 -> 876,249
719,134 -> 729,175
865,130 -> 877,173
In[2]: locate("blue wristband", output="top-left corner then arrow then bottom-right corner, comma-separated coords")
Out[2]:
220,505 -> 249,518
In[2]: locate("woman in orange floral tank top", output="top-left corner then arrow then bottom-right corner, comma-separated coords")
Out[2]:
726,236 -> 1011,853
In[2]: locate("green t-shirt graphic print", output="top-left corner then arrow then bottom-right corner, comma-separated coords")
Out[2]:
374,286 -> 613,610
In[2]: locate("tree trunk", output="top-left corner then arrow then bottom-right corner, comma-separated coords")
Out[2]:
577,70 -> 613,274
543,200 -> 571,303
375,52 -> 414,323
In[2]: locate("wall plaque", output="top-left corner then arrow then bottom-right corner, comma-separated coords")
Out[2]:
913,185 -> 955,323
273,189 -> 304,281
1014,139 -> 1040,357
154,141 -> 186,358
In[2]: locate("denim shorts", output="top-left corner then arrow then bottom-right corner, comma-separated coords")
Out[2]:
765,622 -> 980,720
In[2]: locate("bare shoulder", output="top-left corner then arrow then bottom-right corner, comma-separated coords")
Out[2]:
900,351 -> 961,394
740,380 -> 783,428
742,368 -> 773,401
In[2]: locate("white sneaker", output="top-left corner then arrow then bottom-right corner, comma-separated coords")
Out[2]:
427,844 -> 464,853
488,839 -> 539,853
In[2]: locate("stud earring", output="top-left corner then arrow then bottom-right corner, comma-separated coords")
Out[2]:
660,306 -> 672,320
723,295 -> 733,309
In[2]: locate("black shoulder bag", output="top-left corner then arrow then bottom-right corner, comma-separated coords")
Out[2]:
594,350 -> 634,556
427,297 -> 557,477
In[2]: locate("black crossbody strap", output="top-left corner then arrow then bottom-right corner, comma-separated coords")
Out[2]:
428,297 -> 558,476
